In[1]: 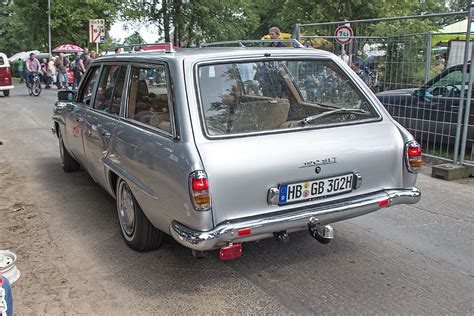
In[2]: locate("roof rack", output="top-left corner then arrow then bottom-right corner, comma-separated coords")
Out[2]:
200,39 -> 303,48
116,42 -> 176,54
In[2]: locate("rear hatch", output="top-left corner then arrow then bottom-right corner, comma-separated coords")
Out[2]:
197,121 -> 404,225
193,58 -> 405,225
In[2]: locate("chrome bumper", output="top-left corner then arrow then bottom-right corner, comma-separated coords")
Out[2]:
170,187 -> 421,251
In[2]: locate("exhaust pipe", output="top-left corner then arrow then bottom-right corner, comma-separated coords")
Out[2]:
308,217 -> 334,244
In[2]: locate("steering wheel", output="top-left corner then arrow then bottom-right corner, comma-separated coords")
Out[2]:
444,84 -> 461,97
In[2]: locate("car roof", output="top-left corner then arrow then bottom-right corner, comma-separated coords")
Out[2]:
94,47 -> 335,65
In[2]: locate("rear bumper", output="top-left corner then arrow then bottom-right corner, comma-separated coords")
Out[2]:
170,187 -> 421,251
0,85 -> 14,90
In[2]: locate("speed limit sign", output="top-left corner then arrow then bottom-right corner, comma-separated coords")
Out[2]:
334,25 -> 353,44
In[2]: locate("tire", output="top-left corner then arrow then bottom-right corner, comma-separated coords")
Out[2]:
3,90 -> 9,97
116,179 -> 163,252
32,80 -> 41,97
58,131 -> 80,172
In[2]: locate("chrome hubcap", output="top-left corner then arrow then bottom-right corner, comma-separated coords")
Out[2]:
119,182 -> 135,237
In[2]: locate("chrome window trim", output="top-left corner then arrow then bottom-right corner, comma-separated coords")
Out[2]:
76,64 -> 103,106
119,117 -> 175,139
193,56 -> 383,140
122,61 -> 178,140
92,64 -> 128,116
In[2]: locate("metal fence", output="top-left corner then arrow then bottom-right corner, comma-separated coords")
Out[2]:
293,9 -> 474,165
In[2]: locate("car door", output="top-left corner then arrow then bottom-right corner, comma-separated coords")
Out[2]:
83,64 -> 128,189
63,65 -> 101,168
415,68 -> 465,144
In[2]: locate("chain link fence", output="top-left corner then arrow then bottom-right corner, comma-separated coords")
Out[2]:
293,10 -> 473,165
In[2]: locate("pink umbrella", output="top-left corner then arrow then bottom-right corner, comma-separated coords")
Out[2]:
52,44 -> 84,53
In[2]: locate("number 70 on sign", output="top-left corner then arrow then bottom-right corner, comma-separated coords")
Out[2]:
334,25 -> 353,45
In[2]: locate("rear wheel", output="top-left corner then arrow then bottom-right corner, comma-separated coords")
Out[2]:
2,90 -> 9,97
116,179 -> 163,251
58,131 -> 80,172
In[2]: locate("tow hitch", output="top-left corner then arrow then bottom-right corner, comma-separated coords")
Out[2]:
308,217 -> 334,244
274,230 -> 290,243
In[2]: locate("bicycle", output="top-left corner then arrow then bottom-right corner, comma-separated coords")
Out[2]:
26,72 -> 42,97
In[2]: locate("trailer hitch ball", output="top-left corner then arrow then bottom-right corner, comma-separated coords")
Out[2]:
308,218 -> 334,244
274,230 -> 290,243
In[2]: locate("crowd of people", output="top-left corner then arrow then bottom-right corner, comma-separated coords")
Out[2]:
18,47 -> 98,90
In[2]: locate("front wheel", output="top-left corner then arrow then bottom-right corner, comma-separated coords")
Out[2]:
116,179 -> 163,252
2,90 -> 9,97
58,131 -> 80,172
32,79 -> 41,96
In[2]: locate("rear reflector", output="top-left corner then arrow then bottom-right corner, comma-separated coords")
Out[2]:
219,244 -> 242,261
238,228 -> 251,237
378,199 -> 390,207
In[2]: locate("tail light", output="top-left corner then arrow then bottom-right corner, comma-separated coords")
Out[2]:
189,171 -> 211,211
405,141 -> 423,173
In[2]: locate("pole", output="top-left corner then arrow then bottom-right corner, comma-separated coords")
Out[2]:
424,32 -> 432,83
459,2 -> 474,164
48,0 -> 51,56
96,41 -> 99,55
453,5 -> 473,164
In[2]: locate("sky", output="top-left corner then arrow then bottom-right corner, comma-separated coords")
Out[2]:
109,21 -> 160,44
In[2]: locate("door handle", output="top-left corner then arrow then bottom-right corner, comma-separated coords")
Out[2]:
100,130 -> 112,139
75,117 -> 84,122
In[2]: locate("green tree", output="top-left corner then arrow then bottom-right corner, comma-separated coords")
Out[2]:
123,31 -> 145,46
120,0 -> 259,46
0,0 -> 122,56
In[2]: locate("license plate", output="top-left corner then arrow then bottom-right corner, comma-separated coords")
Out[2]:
278,173 -> 354,205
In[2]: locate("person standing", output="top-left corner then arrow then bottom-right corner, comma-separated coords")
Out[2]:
71,53 -> 82,90
17,58 -> 25,83
55,53 -> 69,89
79,47 -> 91,74
268,27 -> 287,47
40,58 -> 48,85
46,57 -> 56,89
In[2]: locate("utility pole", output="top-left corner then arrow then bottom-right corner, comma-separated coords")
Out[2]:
48,0 -> 52,56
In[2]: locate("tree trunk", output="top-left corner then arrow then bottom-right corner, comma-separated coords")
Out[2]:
163,0 -> 170,42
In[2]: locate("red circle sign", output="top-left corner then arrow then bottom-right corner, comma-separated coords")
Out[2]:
334,25 -> 353,44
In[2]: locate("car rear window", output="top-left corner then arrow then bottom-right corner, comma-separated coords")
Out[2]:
197,60 -> 379,136
0,57 -> 4,66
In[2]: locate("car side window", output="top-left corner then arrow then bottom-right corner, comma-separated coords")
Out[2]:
427,70 -> 464,97
0,57 -> 4,65
127,65 -> 172,133
77,66 -> 100,106
93,65 -> 127,115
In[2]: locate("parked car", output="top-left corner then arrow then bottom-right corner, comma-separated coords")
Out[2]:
52,45 -> 421,260
0,52 -> 14,96
376,63 -> 473,149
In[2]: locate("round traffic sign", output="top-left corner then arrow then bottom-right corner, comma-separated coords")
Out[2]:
334,25 -> 353,44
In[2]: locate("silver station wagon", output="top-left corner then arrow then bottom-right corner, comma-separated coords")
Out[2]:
52,43 -> 422,260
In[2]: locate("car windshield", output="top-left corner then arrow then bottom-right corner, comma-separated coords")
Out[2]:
197,60 -> 379,136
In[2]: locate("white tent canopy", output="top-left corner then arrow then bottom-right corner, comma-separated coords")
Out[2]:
8,50 -> 40,62
440,18 -> 474,33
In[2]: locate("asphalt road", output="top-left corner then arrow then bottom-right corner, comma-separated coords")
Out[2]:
0,83 -> 473,314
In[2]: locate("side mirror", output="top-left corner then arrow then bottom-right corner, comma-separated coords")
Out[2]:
413,89 -> 425,98
58,90 -> 76,102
